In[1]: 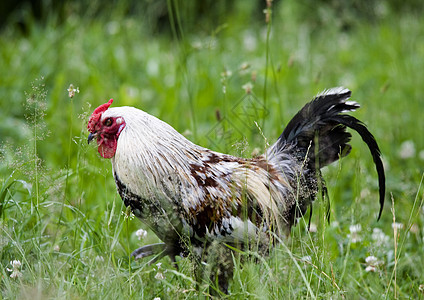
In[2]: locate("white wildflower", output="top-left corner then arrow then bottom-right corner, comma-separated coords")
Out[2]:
95,255 -> 105,262
67,84 -> 79,99
154,262 -> 165,280
220,69 -> 232,80
122,209 -> 135,220
360,188 -> 370,199
364,255 -> 382,272
419,150 -> 424,161
392,222 -> 404,230
301,256 -> 312,263
348,224 -> 362,243
53,245 -> 60,252
153,297 -> 161,300
7,260 -> 23,279
399,140 -> 415,159
308,223 -> 317,233
331,220 -> 340,228
371,228 -> 389,247
365,265 -> 376,272
365,255 -> 378,264
242,82 -> 253,94
410,223 -> 419,234
350,224 -> 362,233
191,40 -> 202,50
155,271 -> 165,280
419,284 -> 424,293
243,30 -> 257,52
136,229 -> 148,240
240,62 -> 250,71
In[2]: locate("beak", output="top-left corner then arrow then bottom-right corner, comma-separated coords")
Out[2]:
87,132 -> 96,144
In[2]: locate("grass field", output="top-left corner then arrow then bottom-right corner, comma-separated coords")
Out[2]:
1,1 -> 424,298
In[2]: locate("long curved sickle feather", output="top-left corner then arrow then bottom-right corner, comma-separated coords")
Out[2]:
335,115 -> 385,220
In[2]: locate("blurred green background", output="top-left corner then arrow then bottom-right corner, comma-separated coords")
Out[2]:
1,0 -> 424,298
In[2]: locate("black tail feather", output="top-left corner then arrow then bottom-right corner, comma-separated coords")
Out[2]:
333,114 -> 385,220
278,88 -> 358,168
275,87 -> 385,220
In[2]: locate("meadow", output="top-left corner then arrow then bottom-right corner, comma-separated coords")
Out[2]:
1,1 -> 424,298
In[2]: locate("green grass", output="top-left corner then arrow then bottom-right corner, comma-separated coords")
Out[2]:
1,1 -> 424,298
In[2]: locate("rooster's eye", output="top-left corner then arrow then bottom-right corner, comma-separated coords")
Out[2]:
104,118 -> 113,127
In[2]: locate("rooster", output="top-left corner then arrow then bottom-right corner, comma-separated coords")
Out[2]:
87,87 -> 385,292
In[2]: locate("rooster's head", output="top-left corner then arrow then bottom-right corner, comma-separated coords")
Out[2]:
87,99 -> 126,158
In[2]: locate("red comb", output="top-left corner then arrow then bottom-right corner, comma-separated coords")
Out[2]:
87,99 -> 114,132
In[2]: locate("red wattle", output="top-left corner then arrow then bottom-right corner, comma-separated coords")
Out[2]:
97,137 -> 117,158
